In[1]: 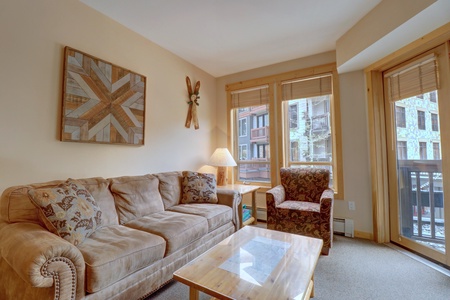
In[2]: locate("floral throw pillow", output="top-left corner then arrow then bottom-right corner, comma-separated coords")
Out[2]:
181,171 -> 218,204
28,180 -> 102,246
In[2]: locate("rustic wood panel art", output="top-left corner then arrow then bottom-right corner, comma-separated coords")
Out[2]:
61,47 -> 146,145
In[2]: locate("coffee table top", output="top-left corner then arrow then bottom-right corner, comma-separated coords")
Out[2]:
173,226 -> 323,300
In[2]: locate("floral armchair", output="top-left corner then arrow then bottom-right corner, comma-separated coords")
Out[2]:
266,167 -> 334,255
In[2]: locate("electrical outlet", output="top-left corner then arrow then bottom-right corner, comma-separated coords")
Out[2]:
348,201 -> 356,211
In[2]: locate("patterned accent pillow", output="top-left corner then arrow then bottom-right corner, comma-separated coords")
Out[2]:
28,180 -> 102,246
181,171 -> 218,204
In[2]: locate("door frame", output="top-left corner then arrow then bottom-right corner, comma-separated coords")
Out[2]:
365,24 -> 450,265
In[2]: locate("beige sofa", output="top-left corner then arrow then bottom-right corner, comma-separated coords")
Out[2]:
0,171 -> 241,300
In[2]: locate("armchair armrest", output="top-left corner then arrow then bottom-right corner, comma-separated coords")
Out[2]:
266,185 -> 285,229
266,185 -> 286,208
319,188 -> 334,249
319,188 -> 334,216
217,189 -> 242,231
0,222 -> 85,300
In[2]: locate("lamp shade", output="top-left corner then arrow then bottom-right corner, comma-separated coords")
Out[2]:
208,148 -> 237,167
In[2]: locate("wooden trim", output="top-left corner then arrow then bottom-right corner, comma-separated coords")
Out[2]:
331,69 -> 344,200
354,231 -> 374,240
365,22 -> 450,73
366,70 -> 390,243
226,63 -> 336,91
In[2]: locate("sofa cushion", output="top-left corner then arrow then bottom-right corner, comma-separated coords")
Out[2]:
28,179 -> 102,246
124,211 -> 208,255
77,225 -> 166,293
168,204 -> 232,232
77,177 -> 119,227
155,171 -> 182,209
109,175 -> 164,224
181,171 -> 218,204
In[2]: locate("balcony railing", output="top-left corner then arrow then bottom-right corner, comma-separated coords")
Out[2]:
398,160 -> 445,249
250,126 -> 269,143
238,159 -> 270,182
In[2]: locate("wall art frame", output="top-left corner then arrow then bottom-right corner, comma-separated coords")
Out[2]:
61,46 -> 146,145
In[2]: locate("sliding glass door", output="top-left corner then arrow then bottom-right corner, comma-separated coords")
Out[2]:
385,44 -> 450,265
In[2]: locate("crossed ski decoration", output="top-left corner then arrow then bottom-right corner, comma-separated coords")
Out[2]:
185,76 -> 200,130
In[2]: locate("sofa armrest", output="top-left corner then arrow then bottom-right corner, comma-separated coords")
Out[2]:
0,222 -> 85,300
217,189 -> 242,231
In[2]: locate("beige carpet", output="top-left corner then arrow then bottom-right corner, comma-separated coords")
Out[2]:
148,226 -> 450,300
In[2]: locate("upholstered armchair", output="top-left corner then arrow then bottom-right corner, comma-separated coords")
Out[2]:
266,167 -> 334,255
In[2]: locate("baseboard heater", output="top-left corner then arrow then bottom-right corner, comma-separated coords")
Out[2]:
333,218 -> 354,238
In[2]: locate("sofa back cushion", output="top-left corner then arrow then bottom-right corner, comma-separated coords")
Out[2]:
155,171 -> 182,209
0,177 -> 118,226
109,175 -> 164,224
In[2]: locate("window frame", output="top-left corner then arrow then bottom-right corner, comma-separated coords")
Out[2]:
226,63 -> 344,198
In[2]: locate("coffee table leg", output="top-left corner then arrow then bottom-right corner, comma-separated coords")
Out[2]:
189,286 -> 200,300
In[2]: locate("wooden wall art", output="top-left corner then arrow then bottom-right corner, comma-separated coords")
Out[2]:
61,47 -> 146,145
185,76 -> 200,130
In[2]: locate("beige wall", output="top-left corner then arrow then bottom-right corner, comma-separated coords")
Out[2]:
216,53 -> 373,236
0,0 -> 217,192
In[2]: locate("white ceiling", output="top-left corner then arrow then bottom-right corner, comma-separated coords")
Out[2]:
80,0 -> 382,77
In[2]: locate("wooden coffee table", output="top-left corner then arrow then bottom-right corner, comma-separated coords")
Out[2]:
173,226 -> 323,300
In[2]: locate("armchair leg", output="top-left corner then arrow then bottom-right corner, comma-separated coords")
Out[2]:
321,247 -> 330,256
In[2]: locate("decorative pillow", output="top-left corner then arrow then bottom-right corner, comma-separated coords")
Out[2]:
28,179 -> 102,246
181,171 -> 218,204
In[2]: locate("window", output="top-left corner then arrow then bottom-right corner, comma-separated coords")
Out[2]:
227,64 -> 343,198
281,72 -> 342,195
430,91 -> 437,103
230,85 -> 271,183
289,104 -> 298,128
433,142 -> 440,160
417,110 -> 425,130
239,144 -> 248,160
431,113 -> 439,131
291,141 -> 299,161
397,141 -> 407,160
419,142 -> 427,160
395,106 -> 406,128
238,118 -> 247,137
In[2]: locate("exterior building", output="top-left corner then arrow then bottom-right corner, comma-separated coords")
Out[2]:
237,105 -> 270,182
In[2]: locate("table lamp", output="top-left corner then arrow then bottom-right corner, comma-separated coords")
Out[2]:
208,148 -> 237,186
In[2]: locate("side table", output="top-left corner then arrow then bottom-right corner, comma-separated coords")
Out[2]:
217,184 -> 260,228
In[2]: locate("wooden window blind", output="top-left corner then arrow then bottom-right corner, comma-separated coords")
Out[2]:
281,74 -> 332,101
230,85 -> 269,109
384,53 -> 439,102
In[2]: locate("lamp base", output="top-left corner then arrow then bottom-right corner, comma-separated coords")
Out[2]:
216,166 -> 227,186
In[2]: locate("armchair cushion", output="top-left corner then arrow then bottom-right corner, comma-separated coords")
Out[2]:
277,201 -> 320,213
28,180 -> 102,246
